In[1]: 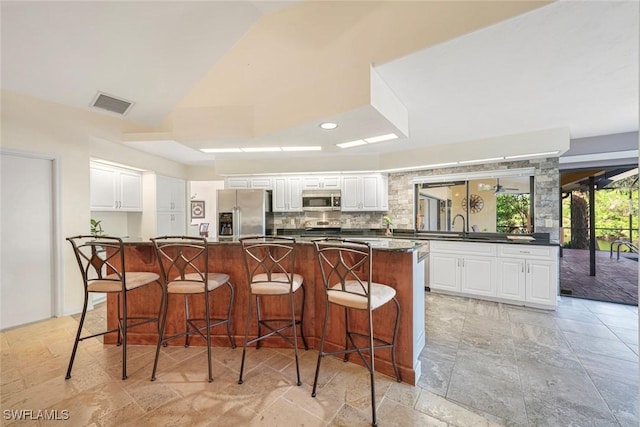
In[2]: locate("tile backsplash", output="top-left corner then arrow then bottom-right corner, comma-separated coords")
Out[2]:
273,212 -> 388,229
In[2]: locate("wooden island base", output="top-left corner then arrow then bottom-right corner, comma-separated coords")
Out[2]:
108,241 -> 425,385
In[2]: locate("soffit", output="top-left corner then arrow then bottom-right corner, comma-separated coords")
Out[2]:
168,0 -> 549,140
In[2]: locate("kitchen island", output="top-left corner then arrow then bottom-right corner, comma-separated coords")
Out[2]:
107,237 -> 426,385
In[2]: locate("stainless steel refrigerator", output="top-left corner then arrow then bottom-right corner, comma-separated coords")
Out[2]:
216,189 -> 272,238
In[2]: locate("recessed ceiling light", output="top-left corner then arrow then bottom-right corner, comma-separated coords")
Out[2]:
364,133 -> 398,143
337,140 -> 367,149
319,122 -> 338,130
281,146 -> 322,152
241,147 -> 282,152
200,148 -> 243,153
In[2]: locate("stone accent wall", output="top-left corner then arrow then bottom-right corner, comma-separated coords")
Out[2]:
273,158 -> 560,241
387,158 -> 560,242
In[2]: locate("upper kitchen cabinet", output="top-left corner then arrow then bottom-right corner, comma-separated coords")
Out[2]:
225,176 -> 273,190
156,175 -> 186,213
273,176 -> 303,212
341,174 -> 388,211
302,175 -> 341,190
90,162 -> 142,211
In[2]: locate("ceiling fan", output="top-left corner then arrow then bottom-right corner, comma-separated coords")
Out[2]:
478,179 -> 519,193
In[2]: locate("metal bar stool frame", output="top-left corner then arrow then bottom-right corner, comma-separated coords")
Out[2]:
238,236 -> 308,386
150,236 -> 235,383
312,238 -> 401,427
66,235 -> 163,380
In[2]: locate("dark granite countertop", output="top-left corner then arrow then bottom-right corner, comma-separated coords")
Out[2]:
119,229 -> 557,251
276,228 -> 559,247
120,235 -> 422,253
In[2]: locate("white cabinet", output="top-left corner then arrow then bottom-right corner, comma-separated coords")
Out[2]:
430,253 -> 461,292
497,244 -> 558,309
302,175 -> 341,190
341,174 -> 388,211
156,175 -> 186,235
273,176 -> 303,212
429,241 -> 496,297
157,212 -> 186,236
496,258 -> 526,302
461,256 -> 497,297
430,241 -> 558,309
156,175 -> 186,212
225,176 -> 273,190
90,163 -> 142,211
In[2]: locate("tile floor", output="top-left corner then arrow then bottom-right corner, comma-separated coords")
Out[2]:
1,293 -> 638,426
421,293 -> 639,427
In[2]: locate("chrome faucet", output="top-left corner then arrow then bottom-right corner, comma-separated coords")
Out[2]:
452,214 -> 466,234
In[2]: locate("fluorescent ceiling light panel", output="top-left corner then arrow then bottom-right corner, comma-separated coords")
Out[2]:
364,133 -> 398,143
241,147 -> 281,152
90,158 -> 147,171
458,157 -> 505,164
319,122 -> 338,130
504,151 -> 560,159
200,148 -> 243,153
337,140 -> 367,149
281,146 -> 322,152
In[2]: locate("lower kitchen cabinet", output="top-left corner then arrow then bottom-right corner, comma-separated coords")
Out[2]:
157,212 -> 186,236
496,258 -> 526,302
429,253 -> 461,292
460,256 -> 497,297
430,253 -> 496,297
429,241 -> 496,297
429,240 -> 558,309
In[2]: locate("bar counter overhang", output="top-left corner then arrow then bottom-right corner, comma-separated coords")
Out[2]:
106,238 -> 426,385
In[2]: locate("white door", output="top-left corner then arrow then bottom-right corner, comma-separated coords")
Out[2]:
1,153 -> 54,329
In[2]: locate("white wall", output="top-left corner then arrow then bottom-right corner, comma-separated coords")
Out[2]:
0,91 -> 189,315
190,180 -> 224,237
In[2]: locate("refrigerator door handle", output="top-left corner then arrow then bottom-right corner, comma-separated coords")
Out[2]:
234,206 -> 241,238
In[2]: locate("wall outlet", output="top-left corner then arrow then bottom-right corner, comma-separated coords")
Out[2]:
545,219 -> 553,228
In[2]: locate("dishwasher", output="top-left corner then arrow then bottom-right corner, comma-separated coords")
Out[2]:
416,240 -> 430,291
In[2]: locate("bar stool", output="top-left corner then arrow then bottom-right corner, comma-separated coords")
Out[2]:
238,236 -> 308,386
312,238 -> 401,427
66,235 -> 162,380
150,236 -> 235,383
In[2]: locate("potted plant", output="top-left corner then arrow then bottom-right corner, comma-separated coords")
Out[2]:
90,219 -> 104,237
383,216 -> 393,236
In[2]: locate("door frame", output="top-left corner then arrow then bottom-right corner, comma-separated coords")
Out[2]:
1,148 -> 63,319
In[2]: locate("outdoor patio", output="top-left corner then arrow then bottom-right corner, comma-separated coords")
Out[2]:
560,248 -> 638,306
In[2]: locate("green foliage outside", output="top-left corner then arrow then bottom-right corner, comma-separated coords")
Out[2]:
496,194 -> 530,233
562,174 -> 639,250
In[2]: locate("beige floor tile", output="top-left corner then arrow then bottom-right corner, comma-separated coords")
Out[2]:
138,396 -> 212,427
121,377 -> 180,412
0,297 -> 519,427
377,398 -> 448,426
329,403 -> 373,427
281,382 -> 343,423
249,395 -> 326,427
96,401 -> 146,427
2,374 -> 80,411
46,381 -> 134,426
384,381 -> 422,408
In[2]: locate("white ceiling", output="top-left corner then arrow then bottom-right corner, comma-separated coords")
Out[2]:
1,1 -> 638,166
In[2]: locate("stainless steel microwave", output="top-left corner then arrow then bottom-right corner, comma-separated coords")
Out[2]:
301,191 -> 341,211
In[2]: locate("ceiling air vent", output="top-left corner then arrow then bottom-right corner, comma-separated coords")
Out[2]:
90,92 -> 134,115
